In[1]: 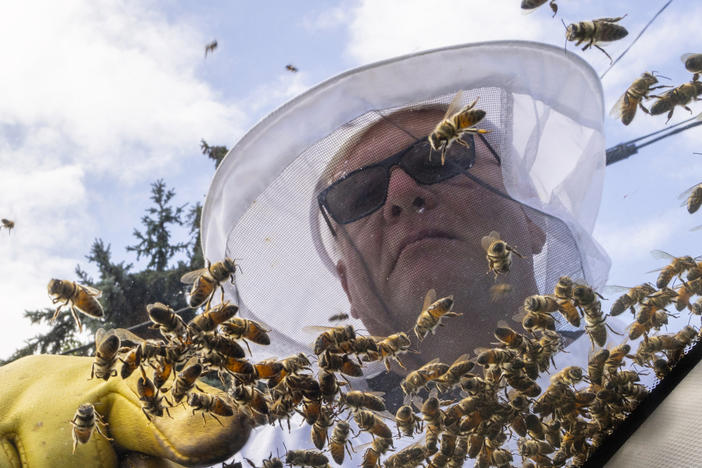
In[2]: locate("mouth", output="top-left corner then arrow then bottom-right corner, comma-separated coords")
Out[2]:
389,229 -> 457,275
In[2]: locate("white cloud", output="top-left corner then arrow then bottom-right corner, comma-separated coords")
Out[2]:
303,6 -> 348,31
344,0 -> 554,64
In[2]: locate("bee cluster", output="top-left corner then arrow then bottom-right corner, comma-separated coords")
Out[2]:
63,245 -> 702,468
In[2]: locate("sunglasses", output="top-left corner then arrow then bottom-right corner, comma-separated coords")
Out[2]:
318,135 -> 485,232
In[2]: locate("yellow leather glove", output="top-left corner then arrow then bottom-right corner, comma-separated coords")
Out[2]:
0,355 -> 251,468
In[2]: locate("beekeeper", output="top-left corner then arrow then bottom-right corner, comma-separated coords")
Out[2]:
0,40 -> 609,467
202,40 -> 610,463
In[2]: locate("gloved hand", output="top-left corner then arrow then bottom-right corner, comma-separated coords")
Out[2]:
0,355 -> 251,468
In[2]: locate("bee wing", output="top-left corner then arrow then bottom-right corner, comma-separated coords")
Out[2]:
302,325 -> 339,334
496,319 -> 513,330
95,328 -> 110,343
601,285 -> 633,295
444,90 -> 464,119
608,91 -> 629,119
77,283 -> 102,297
480,231 -> 501,251
691,224 -> 702,232
422,289 -> 437,312
451,353 -> 470,364
180,268 -> 207,284
512,307 -> 528,323
111,327 -> 146,345
681,53 -> 698,64
419,357 -> 441,368
473,347 -> 491,356
677,183 -> 701,201
651,250 -> 676,261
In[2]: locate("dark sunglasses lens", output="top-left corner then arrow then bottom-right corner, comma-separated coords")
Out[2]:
324,166 -> 388,224
402,139 -> 475,183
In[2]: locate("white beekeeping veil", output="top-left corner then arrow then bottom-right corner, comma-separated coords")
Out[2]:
201,40 -> 609,362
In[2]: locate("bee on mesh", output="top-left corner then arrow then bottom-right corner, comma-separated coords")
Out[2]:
364,332 -> 412,371
563,16 -> 629,64
481,230 -> 524,279
413,288 -> 461,341
428,90 -> 490,165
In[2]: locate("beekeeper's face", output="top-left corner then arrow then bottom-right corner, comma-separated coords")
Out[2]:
323,109 -> 545,365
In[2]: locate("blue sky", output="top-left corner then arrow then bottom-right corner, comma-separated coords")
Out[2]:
1,0 -> 701,359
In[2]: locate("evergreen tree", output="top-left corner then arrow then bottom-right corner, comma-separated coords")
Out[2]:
200,139 -> 228,169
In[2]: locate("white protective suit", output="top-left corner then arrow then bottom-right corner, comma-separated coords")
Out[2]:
202,40 -> 616,467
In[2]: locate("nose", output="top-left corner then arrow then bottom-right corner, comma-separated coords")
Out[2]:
382,167 -> 437,222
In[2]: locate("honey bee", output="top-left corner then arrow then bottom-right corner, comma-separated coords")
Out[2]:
198,333 -> 246,360
692,297 -> 702,316
119,344 -> 143,379
91,329 -> 120,380
651,250 -> 698,289
368,332 -> 412,371
521,0 -> 557,16
512,308 -> 556,333
1,218 -> 14,234
318,351 -> 363,376
678,183 -> 702,214
401,358 -> 449,395
652,358 -> 671,379
395,405 -> 422,437
340,391 -> 386,412
181,258 -> 239,308
204,40 -> 218,57
246,455 -> 284,468
608,283 -> 657,316
285,450 -> 329,468
152,356 -> 173,390
565,16 -> 629,64
610,72 -> 670,125
604,344 -> 631,374
354,410 -> 393,439
171,362 -> 203,404
650,81 -> 702,122
285,64 -> 298,73
317,370 -> 342,403
70,403 -> 112,454
310,406 -> 333,449
329,420 -> 353,464
413,289 -> 461,341
550,365 -> 585,386
489,283 -> 513,302
481,230 -> 523,278
230,384 -> 269,424
428,90 -> 489,165
311,325 -> 356,355
328,312 -> 349,322
188,302 -> 239,336
147,302 -> 187,342
137,367 -> 170,420
47,279 -> 104,331
587,349 -> 610,387
202,354 -> 256,381
448,436 -> 468,468
434,353 -> 474,391
220,317 -> 271,352
383,443 -> 426,468
682,53 -> 702,81
556,298 -> 581,327
518,438 -> 555,461
188,392 -> 234,425
523,294 -> 559,314
493,321 -> 528,352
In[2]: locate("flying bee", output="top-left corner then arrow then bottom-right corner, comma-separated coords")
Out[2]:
354,410 -> 393,439
171,362 -> 203,404
651,250 -> 698,289
318,351 -> 363,376
285,64 -> 298,73
180,258 -> 239,308
1,218 -> 14,234
137,367 -> 170,420
395,405 -> 422,437
328,312 -> 349,322
285,450 -> 329,468
91,329 -> 120,381
413,289 -> 461,341
650,81 -> 702,122
70,403 -> 112,454
645,287 -> 679,310
428,90 -> 489,165
329,421 -> 354,464
188,302 -> 239,336
147,302 -> 187,342
610,72 -> 670,125
220,317 -> 271,352
481,230 -> 524,279
682,53 -> 702,81
678,183 -> 702,215
488,283 -> 513,303
521,0 -> 557,16
340,391 -> 386,412
608,283 -> 657,316
400,358 -> 449,395
47,279 -> 104,332
204,40 -> 218,57
367,332 -> 412,371
119,344 -> 143,379
564,16 -> 629,64
188,392 -> 234,426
